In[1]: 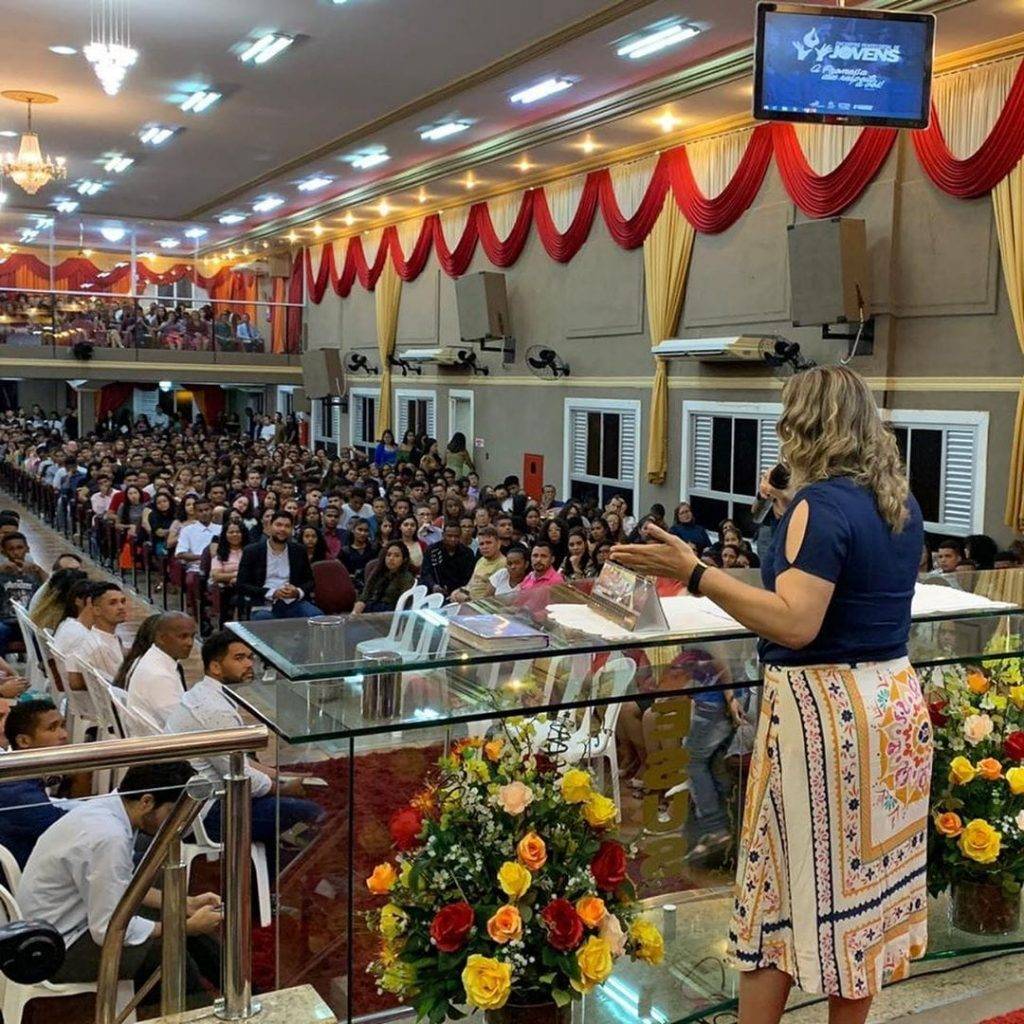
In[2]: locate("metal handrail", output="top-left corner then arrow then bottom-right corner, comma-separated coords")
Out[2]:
0,726 -> 270,1022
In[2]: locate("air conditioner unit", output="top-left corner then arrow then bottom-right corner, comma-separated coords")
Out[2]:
230,259 -> 271,275
651,335 -> 783,362
397,346 -> 465,366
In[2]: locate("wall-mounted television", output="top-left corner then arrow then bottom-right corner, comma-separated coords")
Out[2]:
753,2 -> 935,129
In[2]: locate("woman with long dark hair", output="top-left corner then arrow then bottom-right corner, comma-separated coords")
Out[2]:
142,490 -> 177,557
541,517 -> 569,567
352,541 -> 416,614
374,429 -> 398,468
445,432 -> 474,478
560,527 -> 594,581
301,526 -> 327,564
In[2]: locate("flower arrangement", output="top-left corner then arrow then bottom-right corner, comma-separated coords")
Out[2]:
364,726 -> 663,1022
926,636 -> 1024,911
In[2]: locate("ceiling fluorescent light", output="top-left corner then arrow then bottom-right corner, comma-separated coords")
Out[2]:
104,154 -> 134,173
53,199 -> 79,213
349,151 -> 389,170
180,90 -> 221,113
218,212 -> 246,225
298,175 -> 333,192
510,77 -> 573,105
139,124 -> 175,145
76,180 -> 104,196
420,120 -> 471,142
239,33 -> 294,64
49,45 -> 78,55
157,237 -> 180,249
616,23 -> 699,60
184,227 -> 207,239
138,251 -> 156,259
99,226 -> 126,242
252,196 -> 284,212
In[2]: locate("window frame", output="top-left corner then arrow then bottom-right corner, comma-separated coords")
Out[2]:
447,388 -> 475,448
562,397 -> 641,511
394,387 -> 437,440
349,386 -> 379,454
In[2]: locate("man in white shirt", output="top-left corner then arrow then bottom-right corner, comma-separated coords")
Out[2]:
339,487 -> 375,533
175,498 -> 220,574
126,612 -> 196,728
165,632 -> 322,853
65,583 -> 127,690
19,761 -> 221,992
90,474 -> 115,519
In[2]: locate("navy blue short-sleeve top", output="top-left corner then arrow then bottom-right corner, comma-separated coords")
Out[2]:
758,476 -> 923,667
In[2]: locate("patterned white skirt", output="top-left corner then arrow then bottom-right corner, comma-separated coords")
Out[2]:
728,658 -> 932,998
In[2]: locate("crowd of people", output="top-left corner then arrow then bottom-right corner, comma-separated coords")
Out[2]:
0,292 -> 271,353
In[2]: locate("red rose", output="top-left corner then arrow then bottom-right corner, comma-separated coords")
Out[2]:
590,841 -> 628,891
928,700 -> 948,728
1005,731 -> 1024,762
532,752 -> 558,775
539,898 -> 584,951
430,901 -> 475,953
389,806 -> 424,852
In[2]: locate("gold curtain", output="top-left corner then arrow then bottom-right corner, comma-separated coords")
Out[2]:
994,166 -> 1024,530
375,261 -> 402,437
643,198 -> 695,484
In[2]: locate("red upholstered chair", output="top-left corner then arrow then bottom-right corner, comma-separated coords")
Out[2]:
312,560 -> 357,614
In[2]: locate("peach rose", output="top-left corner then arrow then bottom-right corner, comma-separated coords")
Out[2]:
597,913 -> 627,956
963,713 -> 995,746
486,905 -> 523,944
575,896 -> 608,929
366,863 -> 398,895
517,831 -> 547,871
934,811 -> 964,837
496,781 -> 534,816
977,757 -> 1003,781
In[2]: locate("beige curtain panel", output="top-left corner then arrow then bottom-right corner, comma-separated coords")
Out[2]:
375,261 -> 403,437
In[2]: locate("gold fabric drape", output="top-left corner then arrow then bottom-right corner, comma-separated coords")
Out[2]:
375,261 -> 402,437
643,198 -> 695,485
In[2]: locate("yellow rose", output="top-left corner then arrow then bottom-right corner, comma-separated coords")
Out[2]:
517,831 -> 548,872
497,861 -> 532,901
486,905 -> 523,944
958,818 -> 1002,864
571,935 -> 614,993
575,896 -> 608,929
967,671 -> 991,695
366,862 -> 398,895
462,954 -> 512,1010
483,738 -> 505,762
379,903 -> 409,940
1007,766 -> 1024,795
934,812 -> 964,838
977,757 -> 1004,781
949,756 -> 977,786
561,768 -> 593,804
630,919 -> 665,965
1009,685 -> 1024,710
583,792 -> 617,829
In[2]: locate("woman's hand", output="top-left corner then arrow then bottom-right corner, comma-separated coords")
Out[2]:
759,470 -> 793,518
610,523 -> 699,583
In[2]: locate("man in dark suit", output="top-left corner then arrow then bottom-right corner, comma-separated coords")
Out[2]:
241,469 -> 266,511
237,511 -> 322,620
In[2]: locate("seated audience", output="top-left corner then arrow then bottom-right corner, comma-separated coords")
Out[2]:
561,526 -> 595,582
421,520 -> 475,598
487,544 -> 530,596
340,519 -> 377,589
125,612 -> 197,727
29,566 -> 88,632
237,511 -> 322,620
210,520 -> 246,587
64,582 -> 127,689
669,501 -> 711,553
353,542 -> 416,614
454,526 -> 506,601
176,498 -> 220,574
0,531 -> 46,652
935,537 -> 966,573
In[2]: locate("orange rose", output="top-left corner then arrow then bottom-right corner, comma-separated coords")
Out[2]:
967,671 -> 991,695
977,757 -> 1004,781
366,862 -> 398,894
484,738 -> 505,762
486,905 -> 523,944
517,831 -> 548,872
935,812 -> 964,838
575,896 -> 608,929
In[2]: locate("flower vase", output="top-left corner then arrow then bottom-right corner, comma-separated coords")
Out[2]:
485,1002 -> 572,1024
950,880 -> 1021,935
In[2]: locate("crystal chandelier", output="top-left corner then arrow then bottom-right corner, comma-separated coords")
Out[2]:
84,0 -> 138,96
0,93 -> 67,196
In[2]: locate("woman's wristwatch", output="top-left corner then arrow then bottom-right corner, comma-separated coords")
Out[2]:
687,563 -> 707,596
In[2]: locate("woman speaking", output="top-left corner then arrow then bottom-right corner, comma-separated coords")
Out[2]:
612,366 -> 930,1024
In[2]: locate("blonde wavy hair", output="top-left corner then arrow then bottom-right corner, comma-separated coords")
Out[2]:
777,365 -> 909,531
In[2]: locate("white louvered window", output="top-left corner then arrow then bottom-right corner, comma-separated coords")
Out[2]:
349,388 -> 378,454
395,389 -> 437,440
313,398 -> 339,455
564,399 -> 640,514
682,401 -> 783,533
887,410 -> 988,536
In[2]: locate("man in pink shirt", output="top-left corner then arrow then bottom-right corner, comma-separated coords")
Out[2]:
518,540 -> 564,591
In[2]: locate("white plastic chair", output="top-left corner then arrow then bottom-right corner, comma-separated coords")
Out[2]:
10,603 -> 48,694
0,883 -> 135,1024
402,593 -> 446,662
105,684 -> 162,739
355,585 -> 427,657
0,843 -> 21,894
38,630 -> 96,745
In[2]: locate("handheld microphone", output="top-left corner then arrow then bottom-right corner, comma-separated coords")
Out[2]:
751,464 -> 791,525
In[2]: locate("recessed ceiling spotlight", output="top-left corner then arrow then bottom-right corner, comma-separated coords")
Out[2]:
76,180 -> 104,196
103,154 -> 134,173
464,172 -> 477,190
343,212 -> 355,227
252,195 -> 284,213
157,237 -> 180,249
579,136 -> 598,155
297,175 -> 333,192
99,226 -> 126,242
417,186 -> 428,204
180,89 -> 222,113
53,199 -> 79,213
616,22 -> 699,60
377,199 -> 390,217
184,227 -> 207,239
510,76 -> 574,105
49,45 -> 78,56
420,120 -> 472,142
286,231 -> 298,243
218,212 -> 246,225
239,33 -> 295,65
139,124 -> 176,145
347,148 -> 389,170
516,156 -> 533,173
261,241 -> 269,249
313,223 -> 324,237
658,111 -> 681,134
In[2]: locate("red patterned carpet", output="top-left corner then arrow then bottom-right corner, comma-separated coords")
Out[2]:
980,1013 -> 1024,1024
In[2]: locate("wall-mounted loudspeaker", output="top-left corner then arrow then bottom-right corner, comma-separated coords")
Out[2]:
455,271 -> 510,342
301,349 -> 345,399
268,253 -> 293,278
787,218 -> 870,327
292,387 -> 311,414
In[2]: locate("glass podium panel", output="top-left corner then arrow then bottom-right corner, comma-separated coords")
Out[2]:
225,568 -> 1024,1023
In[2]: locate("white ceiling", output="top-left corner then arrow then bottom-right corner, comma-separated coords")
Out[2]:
2,0 -> 1023,253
